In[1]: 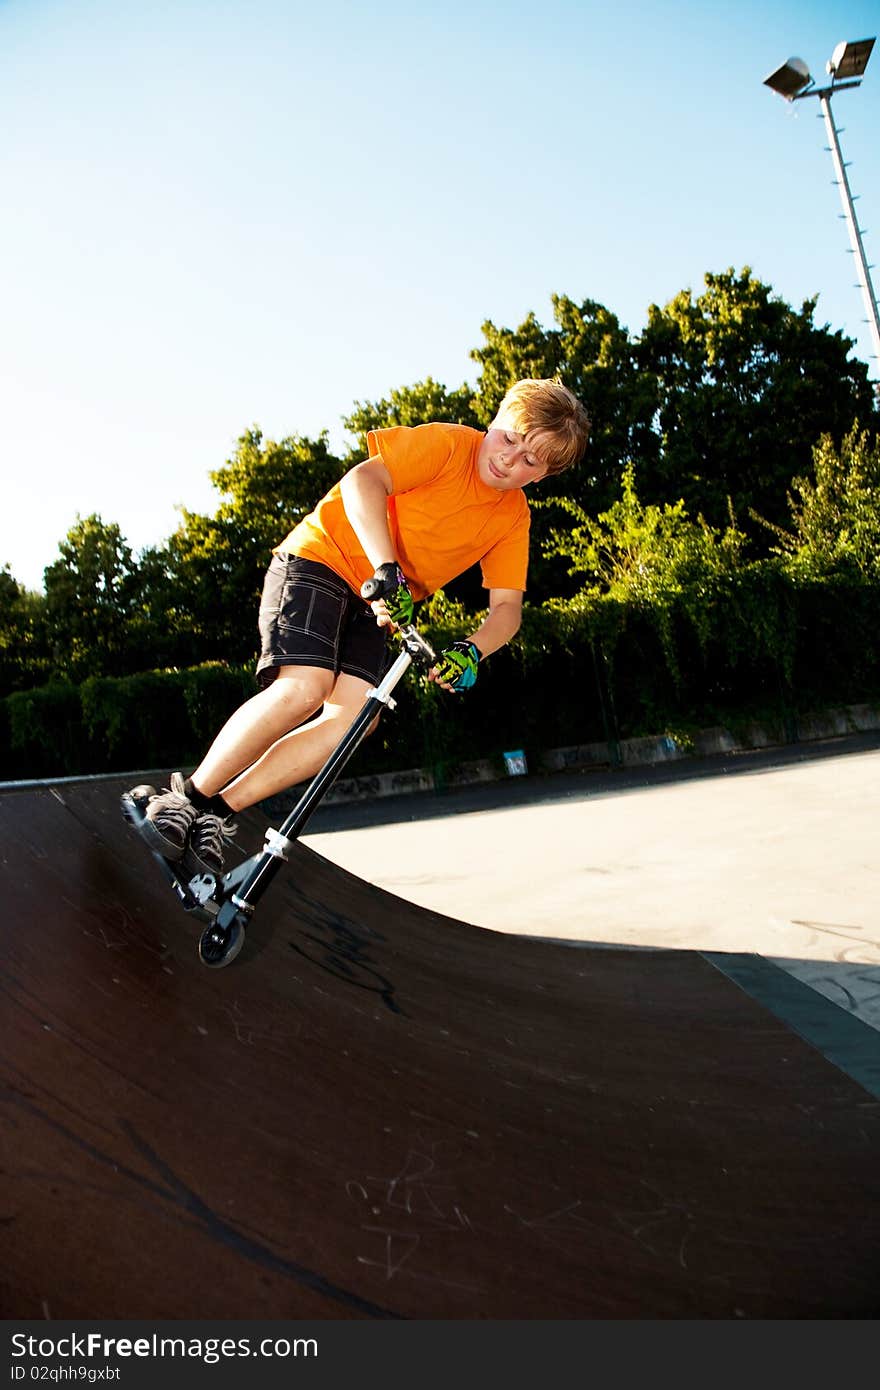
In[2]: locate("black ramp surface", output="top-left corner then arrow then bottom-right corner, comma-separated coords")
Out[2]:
2,779 -> 880,1318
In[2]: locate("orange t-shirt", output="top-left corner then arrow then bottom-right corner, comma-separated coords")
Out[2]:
275,423 -> 531,600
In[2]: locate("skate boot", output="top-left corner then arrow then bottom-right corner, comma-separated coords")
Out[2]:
140,772 -> 199,862
184,809 -> 238,877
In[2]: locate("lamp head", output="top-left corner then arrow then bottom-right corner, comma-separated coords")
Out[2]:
826,37 -> 875,80
763,56 -> 813,99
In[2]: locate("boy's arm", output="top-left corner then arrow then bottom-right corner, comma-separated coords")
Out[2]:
467,589 -> 523,656
341,457 -> 415,628
429,589 -> 523,692
339,457 -> 396,570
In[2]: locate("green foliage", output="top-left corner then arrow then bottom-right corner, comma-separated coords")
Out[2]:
5,680 -> 87,778
4,266 -> 879,781
180,663 -> 256,747
343,378 -> 479,459
471,294 -> 656,514
466,295 -> 654,601
418,589 -> 476,647
209,427 -> 344,541
541,463 -> 747,599
470,308 -> 564,420
43,514 -> 141,680
636,267 -> 877,531
80,671 -> 193,766
394,590 -> 486,774
0,567 -> 50,696
148,428 -> 346,662
538,463 -> 748,680
1,663 -> 255,779
754,423 -> 880,580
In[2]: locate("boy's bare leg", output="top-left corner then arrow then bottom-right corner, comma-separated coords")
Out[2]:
189,666 -> 335,800
218,673 -> 376,812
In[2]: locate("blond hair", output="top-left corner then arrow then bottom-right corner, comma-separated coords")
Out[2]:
494,378 -> 590,475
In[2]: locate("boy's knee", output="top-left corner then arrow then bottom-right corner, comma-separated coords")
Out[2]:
269,666 -> 334,716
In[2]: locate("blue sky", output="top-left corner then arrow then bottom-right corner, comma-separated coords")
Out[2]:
2,0 -> 878,592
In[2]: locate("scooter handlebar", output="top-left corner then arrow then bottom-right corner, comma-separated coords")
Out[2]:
398,625 -> 437,669
360,576 -> 436,668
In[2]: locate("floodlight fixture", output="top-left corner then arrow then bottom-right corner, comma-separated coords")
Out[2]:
762,36 -> 880,375
763,56 -> 813,100
826,37 -> 875,80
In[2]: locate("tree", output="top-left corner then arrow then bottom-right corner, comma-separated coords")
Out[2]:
464,296 -> 657,601
541,462 -> 747,604
755,422 -> 880,579
635,267 -> 878,533
153,428 -> 346,662
537,463 -> 759,695
0,566 -> 49,695
43,515 -> 140,679
343,377 -> 479,459
470,294 -> 656,515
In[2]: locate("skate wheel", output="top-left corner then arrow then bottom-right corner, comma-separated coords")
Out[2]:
198,916 -> 246,968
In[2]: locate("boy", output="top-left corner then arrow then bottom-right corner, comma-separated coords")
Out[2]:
138,378 -> 590,874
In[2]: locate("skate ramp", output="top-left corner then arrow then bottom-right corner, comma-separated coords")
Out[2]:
2,777 -> 879,1319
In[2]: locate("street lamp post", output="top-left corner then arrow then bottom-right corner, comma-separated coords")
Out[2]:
764,38 -> 880,376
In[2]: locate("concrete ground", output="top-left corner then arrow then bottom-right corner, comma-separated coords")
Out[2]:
303,733 -> 880,1034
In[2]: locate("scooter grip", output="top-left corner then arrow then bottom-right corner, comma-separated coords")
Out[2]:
360,576 -> 385,602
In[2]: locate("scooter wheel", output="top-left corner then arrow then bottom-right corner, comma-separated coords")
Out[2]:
128,784 -> 158,811
198,916 -> 246,969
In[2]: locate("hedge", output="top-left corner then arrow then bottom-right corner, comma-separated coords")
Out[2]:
2,663 -> 254,780
2,570 -> 879,783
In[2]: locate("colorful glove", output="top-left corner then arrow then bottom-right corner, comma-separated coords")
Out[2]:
365,562 -> 414,627
433,640 -> 481,692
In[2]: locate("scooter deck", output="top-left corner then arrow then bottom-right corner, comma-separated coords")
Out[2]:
120,791 -> 218,924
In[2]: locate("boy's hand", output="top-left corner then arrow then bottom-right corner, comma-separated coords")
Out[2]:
362,563 -> 414,628
430,640 -> 481,693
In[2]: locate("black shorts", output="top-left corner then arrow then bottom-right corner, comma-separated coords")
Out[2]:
255,555 -> 388,691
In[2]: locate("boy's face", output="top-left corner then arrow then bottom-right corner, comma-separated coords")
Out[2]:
477,419 -> 552,492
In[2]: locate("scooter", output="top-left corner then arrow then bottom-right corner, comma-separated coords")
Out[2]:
121,577 -> 436,968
